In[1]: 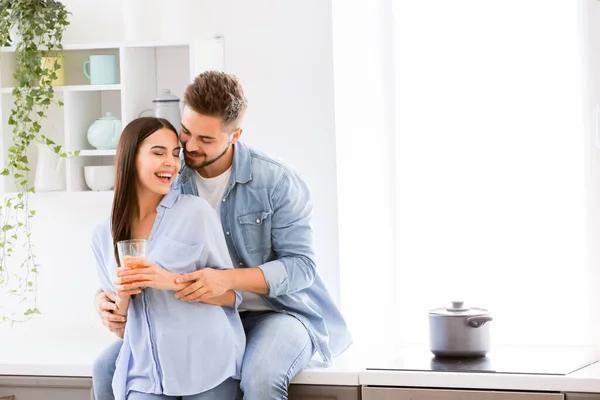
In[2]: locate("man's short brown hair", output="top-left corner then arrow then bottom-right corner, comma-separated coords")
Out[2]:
184,70 -> 248,131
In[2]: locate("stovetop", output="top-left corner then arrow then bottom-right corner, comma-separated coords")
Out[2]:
366,345 -> 600,375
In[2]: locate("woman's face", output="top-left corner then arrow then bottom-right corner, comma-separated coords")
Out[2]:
135,128 -> 181,195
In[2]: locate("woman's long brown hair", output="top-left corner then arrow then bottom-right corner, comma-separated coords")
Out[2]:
111,117 -> 178,266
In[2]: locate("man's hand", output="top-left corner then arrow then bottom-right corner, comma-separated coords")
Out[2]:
94,289 -> 133,333
116,258 -> 179,291
174,268 -> 231,302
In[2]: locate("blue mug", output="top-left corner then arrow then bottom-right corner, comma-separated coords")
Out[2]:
84,55 -> 117,85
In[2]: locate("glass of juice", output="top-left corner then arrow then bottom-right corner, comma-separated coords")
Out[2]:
117,239 -> 147,269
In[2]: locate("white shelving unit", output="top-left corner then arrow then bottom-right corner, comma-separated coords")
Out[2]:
0,37 -> 224,194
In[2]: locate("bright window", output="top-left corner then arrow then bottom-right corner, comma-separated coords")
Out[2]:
392,0 -> 594,346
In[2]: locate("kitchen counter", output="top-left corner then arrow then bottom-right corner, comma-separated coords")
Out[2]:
360,361 -> 600,393
0,321 -> 362,385
3,323 -> 600,393
359,346 -> 600,393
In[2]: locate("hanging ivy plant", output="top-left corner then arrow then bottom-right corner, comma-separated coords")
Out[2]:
0,0 -> 74,322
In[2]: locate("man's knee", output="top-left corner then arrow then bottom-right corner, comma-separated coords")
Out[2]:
240,313 -> 315,399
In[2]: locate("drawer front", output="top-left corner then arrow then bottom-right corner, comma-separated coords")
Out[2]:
0,376 -> 92,400
565,394 -> 600,400
289,384 -> 361,400
362,387 -> 564,400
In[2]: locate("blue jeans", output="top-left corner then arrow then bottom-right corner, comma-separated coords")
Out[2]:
93,311 -> 315,400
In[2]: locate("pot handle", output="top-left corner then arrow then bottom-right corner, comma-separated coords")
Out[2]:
466,316 -> 493,328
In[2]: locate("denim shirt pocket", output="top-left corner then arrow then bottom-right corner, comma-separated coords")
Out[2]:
152,235 -> 205,274
238,210 -> 272,254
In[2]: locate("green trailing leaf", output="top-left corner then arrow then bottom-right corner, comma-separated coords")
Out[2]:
0,0 -> 70,322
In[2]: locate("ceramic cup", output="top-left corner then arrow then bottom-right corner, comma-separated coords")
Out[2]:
41,54 -> 65,86
83,55 -> 118,85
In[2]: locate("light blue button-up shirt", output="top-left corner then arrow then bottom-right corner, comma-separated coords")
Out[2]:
91,191 -> 245,400
177,140 -> 352,366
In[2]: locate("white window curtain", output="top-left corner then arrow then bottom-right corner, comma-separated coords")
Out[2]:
392,0 -> 598,346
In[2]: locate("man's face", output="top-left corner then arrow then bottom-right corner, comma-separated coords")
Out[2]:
179,106 -> 237,170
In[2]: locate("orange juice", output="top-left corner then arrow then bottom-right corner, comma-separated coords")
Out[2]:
119,256 -> 145,287
120,255 -> 145,270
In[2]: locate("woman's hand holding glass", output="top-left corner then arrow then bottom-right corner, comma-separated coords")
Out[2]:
115,257 -> 179,292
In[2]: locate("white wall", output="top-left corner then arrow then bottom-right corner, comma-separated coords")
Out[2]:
585,0 -> 600,344
332,0 -> 398,353
1,0 -> 340,336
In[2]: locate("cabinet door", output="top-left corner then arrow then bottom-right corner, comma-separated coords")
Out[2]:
289,384 -> 361,400
362,387 -> 564,400
0,376 -> 93,400
565,394 -> 600,400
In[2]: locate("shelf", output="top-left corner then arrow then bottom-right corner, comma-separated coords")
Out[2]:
77,150 -> 116,156
0,41 -> 193,53
0,38 -> 224,194
0,84 -> 121,94
0,190 -> 114,197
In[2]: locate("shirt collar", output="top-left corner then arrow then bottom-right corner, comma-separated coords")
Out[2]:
158,187 -> 178,209
231,141 -> 252,184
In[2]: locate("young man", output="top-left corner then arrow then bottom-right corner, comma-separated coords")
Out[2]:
93,71 -> 352,400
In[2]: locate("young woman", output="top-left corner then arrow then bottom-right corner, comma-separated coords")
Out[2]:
91,117 -> 245,400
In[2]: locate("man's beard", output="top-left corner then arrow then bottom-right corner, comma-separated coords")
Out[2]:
184,143 -> 230,170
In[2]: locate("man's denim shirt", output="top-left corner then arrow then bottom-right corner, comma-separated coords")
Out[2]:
175,140 -> 352,365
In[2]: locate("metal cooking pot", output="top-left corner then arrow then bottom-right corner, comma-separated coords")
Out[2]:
428,301 -> 492,358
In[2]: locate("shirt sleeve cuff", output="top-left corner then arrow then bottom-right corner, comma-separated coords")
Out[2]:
233,289 -> 243,310
258,260 -> 289,297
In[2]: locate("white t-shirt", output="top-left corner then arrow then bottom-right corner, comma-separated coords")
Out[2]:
194,169 -> 269,312
194,167 -> 231,219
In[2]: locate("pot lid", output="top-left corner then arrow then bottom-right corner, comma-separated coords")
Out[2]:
429,301 -> 489,317
153,89 -> 180,103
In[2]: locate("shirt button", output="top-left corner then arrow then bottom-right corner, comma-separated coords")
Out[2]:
239,262 -> 244,266
222,198 -> 227,202
226,231 -> 230,235
256,219 -> 261,224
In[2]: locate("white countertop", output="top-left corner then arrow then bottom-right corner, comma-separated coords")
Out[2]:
359,344 -> 600,393
0,321 -> 361,385
358,363 -> 600,393
3,323 -> 600,393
